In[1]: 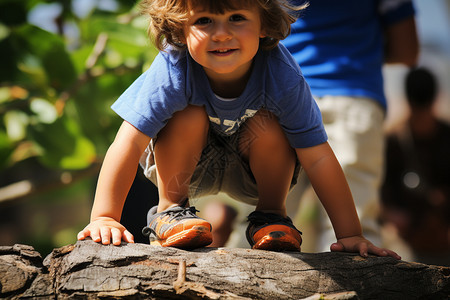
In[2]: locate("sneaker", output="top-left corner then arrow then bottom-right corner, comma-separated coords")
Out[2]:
142,203 -> 212,250
246,211 -> 302,252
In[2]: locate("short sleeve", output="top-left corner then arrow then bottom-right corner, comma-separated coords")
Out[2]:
111,50 -> 190,138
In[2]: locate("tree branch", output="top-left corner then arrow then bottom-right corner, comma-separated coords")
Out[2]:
0,162 -> 100,204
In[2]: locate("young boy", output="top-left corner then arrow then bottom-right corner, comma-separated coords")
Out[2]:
78,0 -> 400,259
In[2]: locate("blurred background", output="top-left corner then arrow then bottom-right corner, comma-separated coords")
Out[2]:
0,0 -> 160,256
0,0 -> 449,263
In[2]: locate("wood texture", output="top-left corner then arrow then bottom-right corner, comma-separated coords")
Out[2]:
1,240 -> 449,299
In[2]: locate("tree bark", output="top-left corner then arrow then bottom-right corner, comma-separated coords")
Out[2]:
1,239 -> 449,299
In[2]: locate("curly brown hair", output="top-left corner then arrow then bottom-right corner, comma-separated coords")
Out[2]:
140,0 -> 307,51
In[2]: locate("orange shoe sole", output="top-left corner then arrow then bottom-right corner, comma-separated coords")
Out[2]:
151,225 -> 212,250
253,230 -> 302,252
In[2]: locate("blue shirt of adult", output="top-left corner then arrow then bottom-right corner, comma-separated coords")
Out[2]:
282,0 -> 415,109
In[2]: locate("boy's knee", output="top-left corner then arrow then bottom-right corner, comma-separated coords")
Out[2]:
178,105 -> 208,125
165,105 -> 209,134
243,109 -> 287,145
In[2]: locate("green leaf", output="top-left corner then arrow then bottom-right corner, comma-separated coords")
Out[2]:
15,24 -> 77,91
70,45 -> 92,74
4,110 -> 29,141
0,0 -> 27,26
30,98 -> 58,124
58,135 -> 96,169
0,130 -> 14,168
0,35 -> 20,82
27,116 -> 96,169
80,15 -> 148,49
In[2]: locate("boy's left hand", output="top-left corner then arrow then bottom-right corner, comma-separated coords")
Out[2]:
330,235 -> 401,260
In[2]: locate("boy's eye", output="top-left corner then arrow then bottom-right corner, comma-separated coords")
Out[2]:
229,14 -> 246,22
194,17 -> 211,25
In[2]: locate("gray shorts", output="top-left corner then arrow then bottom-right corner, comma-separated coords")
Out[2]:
140,127 -> 301,206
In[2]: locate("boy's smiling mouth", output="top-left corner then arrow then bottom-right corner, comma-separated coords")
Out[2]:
209,48 -> 237,55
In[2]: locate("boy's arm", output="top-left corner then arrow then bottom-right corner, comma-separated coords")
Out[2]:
77,121 -> 151,245
296,142 -> 401,259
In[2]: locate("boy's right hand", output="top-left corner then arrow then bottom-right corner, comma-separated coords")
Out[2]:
77,217 -> 134,246
331,235 -> 401,260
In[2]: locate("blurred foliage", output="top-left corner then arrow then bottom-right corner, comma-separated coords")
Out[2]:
0,0 -> 158,172
0,0 -> 158,254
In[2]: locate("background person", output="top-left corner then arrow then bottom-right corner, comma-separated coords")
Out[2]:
382,67 -> 450,266
280,0 -> 419,252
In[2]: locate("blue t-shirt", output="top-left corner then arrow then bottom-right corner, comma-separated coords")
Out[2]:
282,0 -> 415,109
111,43 -> 327,149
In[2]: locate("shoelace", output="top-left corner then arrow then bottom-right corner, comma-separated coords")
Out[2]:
164,206 -> 200,222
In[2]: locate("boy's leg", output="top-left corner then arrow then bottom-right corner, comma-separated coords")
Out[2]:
146,105 -> 212,249
240,109 -> 302,251
154,105 -> 209,209
240,109 -> 296,216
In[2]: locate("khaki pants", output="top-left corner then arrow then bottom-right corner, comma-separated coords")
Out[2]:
287,96 -> 385,252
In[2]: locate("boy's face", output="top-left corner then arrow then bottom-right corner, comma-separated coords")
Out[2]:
183,5 -> 264,84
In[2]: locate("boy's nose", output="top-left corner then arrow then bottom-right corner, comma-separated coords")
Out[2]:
212,22 -> 232,41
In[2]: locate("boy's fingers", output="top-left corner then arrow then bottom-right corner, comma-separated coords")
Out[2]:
123,230 -> 135,243
111,228 -> 123,246
330,242 -> 345,252
364,244 -> 401,260
100,227 -> 112,245
387,250 -> 401,260
332,237 -> 401,260
76,222 -> 133,246
369,246 -> 401,260
358,243 -> 369,258
89,228 -> 102,243
77,230 -> 87,240
368,245 -> 386,256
